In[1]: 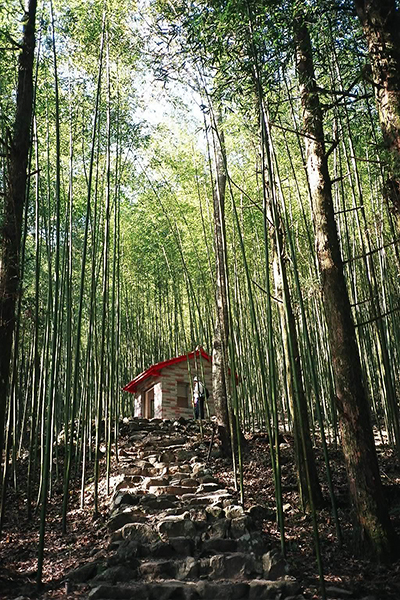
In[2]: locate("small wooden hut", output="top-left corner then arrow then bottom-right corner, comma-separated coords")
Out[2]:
123,348 -> 213,420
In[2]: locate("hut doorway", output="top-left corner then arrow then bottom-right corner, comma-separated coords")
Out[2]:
144,386 -> 155,419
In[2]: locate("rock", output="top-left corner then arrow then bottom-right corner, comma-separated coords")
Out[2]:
248,576 -> 300,599
165,485 -> 193,495
202,538 -> 238,554
210,552 -> 258,580
200,474 -> 219,484
197,482 -> 222,493
192,462 -> 205,475
262,549 -> 290,579
237,532 -> 267,555
169,536 -> 195,556
326,586 -> 354,597
107,509 -> 146,532
131,460 -> 154,470
158,436 -> 186,447
67,561 -> 101,583
224,504 -> 245,519
141,496 -> 177,510
202,518 -> 230,539
175,556 -> 199,580
247,504 -> 275,521
189,508 -> 208,523
191,490 -> 232,505
195,580 -> 249,599
139,559 -> 175,580
158,518 -> 197,539
157,511 -> 190,522
143,476 -> 169,490
89,584 -> 148,599
168,464 -> 192,476
230,516 -> 251,538
148,540 -> 174,558
205,504 -> 223,519
92,565 -> 137,583
160,506 -> 189,517
180,478 -> 198,488
115,540 -> 141,565
147,581 -> 196,600
177,449 -> 196,461
111,491 -> 140,509
121,523 -> 160,545
158,451 -> 176,463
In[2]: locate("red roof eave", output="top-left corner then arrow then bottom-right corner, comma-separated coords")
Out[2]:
123,348 -> 211,394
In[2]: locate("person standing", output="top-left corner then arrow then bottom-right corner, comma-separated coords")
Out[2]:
193,376 -> 206,419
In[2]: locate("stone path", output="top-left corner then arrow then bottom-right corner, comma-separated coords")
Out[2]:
69,418 -> 303,600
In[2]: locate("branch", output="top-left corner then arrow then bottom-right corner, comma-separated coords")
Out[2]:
0,31 -> 23,50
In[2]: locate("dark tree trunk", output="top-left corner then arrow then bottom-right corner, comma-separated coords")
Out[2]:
0,0 -> 37,461
211,116 -> 232,457
294,12 -> 396,559
354,0 -> 400,226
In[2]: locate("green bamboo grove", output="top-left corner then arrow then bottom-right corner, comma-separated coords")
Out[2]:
1,0 -> 400,586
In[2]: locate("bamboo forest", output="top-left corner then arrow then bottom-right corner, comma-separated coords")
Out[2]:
1,0 -> 400,599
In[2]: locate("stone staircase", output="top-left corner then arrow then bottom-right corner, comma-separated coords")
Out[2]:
70,418 -> 303,600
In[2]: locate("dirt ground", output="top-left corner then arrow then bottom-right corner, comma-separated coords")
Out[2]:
0,422 -> 399,600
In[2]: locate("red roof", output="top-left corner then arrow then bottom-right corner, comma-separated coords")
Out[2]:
123,348 -> 212,394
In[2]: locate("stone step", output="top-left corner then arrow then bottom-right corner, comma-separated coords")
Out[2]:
148,484 -> 193,496
153,437 -> 187,447
139,494 -> 180,511
119,466 -> 158,477
107,508 -> 148,532
89,419 -> 301,600
137,551 -> 263,582
138,450 -> 160,459
169,477 -> 198,488
166,471 -> 195,481
88,576 -> 300,599
182,490 -> 233,505
143,476 -> 169,490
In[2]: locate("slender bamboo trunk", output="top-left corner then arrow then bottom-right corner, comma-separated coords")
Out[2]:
211,111 -> 232,457
62,10 -> 106,530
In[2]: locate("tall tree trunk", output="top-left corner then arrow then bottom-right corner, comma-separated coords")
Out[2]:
0,0 -> 37,462
354,0 -> 400,227
294,12 -> 396,559
211,114 -> 231,456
